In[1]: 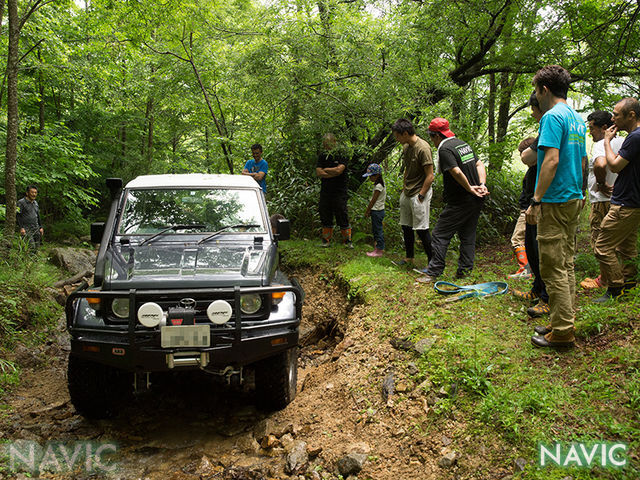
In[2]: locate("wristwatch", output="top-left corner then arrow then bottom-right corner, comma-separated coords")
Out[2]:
418,194 -> 425,201
530,198 -> 541,207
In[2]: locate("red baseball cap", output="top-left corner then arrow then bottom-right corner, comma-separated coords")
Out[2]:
428,118 -> 455,138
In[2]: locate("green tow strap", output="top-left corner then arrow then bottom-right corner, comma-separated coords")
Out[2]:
434,281 -> 509,302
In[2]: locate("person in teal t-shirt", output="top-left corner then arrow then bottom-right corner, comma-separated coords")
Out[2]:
242,143 -> 268,193
526,65 -> 587,351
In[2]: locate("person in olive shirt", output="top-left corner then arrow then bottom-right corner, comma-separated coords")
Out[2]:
16,185 -> 44,251
391,118 -> 434,267
416,118 -> 488,282
316,133 -> 352,247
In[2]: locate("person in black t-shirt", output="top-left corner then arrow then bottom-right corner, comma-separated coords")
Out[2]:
593,97 -> 640,302
316,133 -> 352,247
415,118 -> 489,283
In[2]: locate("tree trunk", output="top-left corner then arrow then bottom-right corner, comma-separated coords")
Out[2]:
144,97 -> 154,172
487,73 -> 496,144
4,0 -> 20,238
37,47 -> 45,134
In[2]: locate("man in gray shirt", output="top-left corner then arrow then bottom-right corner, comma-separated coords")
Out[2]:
16,185 -> 43,250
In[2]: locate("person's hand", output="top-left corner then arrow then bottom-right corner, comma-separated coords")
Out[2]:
597,182 -> 613,196
20,228 -> 25,236
365,209 -> 371,218
39,228 -> 44,236
526,204 -> 540,225
470,185 -> 489,197
604,124 -> 618,142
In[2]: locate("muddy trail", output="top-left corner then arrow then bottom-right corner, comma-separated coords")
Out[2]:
1,270 -> 469,480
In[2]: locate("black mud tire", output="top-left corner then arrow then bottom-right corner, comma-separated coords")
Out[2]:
67,354 -> 132,419
254,347 -> 298,411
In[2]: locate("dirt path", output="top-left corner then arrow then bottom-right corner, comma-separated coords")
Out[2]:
1,270 -> 459,480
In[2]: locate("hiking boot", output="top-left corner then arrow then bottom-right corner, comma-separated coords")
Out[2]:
534,325 -> 552,335
366,249 -> 384,257
593,286 -> 623,303
416,274 -> 437,284
511,288 -> 539,302
392,259 -> 413,268
580,275 -> 603,289
527,301 -> 550,318
531,331 -> 575,349
413,267 -> 429,275
456,269 -> 471,279
508,264 -> 532,279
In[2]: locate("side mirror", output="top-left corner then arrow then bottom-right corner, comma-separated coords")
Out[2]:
91,222 -> 105,244
276,219 -> 290,241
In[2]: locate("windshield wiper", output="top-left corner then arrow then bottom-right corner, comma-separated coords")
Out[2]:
198,224 -> 260,245
140,224 -> 206,246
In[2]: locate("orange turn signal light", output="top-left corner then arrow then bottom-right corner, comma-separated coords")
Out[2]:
271,291 -> 286,301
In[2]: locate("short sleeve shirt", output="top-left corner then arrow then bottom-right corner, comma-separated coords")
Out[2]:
243,159 -> 268,193
611,127 -> 640,207
588,137 -> 623,203
317,151 -> 348,195
402,137 -> 433,197
536,103 -> 587,203
16,197 -> 41,230
372,183 -> 386,211
437,137 -> 481,204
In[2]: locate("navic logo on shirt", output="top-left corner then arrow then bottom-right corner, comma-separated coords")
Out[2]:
456,144 -> 475,163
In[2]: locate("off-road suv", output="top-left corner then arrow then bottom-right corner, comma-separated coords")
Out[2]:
66,174 -> 303,418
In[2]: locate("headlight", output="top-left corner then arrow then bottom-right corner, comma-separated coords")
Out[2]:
111,298 -> 130,319
240,294 -> 262,314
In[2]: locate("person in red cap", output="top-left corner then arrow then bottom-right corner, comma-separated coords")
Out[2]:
415,117 -> 488,282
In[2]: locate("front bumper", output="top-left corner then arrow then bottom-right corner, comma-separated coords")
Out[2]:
66,281 -> 303,372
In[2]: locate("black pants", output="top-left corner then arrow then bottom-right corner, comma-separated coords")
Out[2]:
426,199 -> 483,277
524,222 -> 549,303
402,225 -> 432,260
319,193 -> 349,229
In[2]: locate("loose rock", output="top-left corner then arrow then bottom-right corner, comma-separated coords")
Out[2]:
413,337 -> 436,354
337,452 -> 368,476
438,451 -> 458,468
285,440 -> 308,474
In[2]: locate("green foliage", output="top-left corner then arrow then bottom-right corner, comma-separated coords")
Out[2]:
478,167 -> 522,242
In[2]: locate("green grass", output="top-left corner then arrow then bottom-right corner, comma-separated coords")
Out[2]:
281,224 -> 640,479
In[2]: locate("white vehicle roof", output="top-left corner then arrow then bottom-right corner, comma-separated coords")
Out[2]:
125,174 -> 260,190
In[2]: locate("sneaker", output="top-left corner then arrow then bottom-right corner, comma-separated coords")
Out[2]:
580,276 -> 602,289
511,288 -> 539,302
527,301 -> 550,317
508,264 -> 532,279
416,274 -> 437,284
413,267 -> 429,275
366,249 -> 383,257
593,287 -> 623,303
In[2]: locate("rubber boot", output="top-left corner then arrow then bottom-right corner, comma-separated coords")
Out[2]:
341,228 -> 353,248
321,227 -> 333,246
509,246 -> 530,278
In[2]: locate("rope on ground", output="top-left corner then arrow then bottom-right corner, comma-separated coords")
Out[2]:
434,281 -> 509,303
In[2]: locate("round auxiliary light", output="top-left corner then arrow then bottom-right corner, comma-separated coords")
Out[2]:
207,300 -> 233,325
240,294 -> 262,315
137,302 -> 164,328
111,298 -> 130,319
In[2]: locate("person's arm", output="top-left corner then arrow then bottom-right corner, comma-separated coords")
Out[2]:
417,164 -> 434,202
16,201 -> 26,235
366,189 -> 381,217
321,164 -> 346,178
604,126 -> 630,173
316,167 -> 328,178
521,147 -> 537,167
593,155 -> 613,196
472,159 -> 489,196
525,147 -> 559,224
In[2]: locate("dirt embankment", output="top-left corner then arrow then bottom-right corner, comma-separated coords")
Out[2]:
0,270 -> 463,480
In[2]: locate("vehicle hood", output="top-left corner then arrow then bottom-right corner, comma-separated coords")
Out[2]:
103,243 -> 270,289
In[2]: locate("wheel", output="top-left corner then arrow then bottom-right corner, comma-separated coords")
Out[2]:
67,354 -> 132,419
254,347 -> 298,411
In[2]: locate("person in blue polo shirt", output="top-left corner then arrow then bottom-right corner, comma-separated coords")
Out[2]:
242,143 -> 268,193
527,65 -> 587,350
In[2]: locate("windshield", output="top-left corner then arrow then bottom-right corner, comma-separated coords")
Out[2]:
117,188 -> 266,236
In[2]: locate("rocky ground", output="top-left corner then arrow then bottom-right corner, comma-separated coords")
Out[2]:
0,266 -> 472,480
